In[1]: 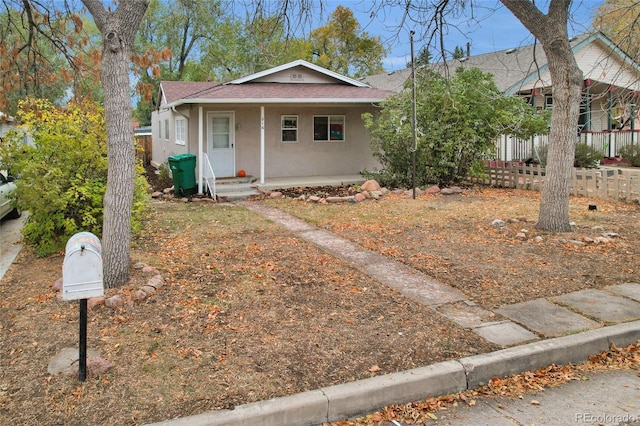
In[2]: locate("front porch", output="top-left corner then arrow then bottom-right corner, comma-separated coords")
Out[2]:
210,174 -> 366,201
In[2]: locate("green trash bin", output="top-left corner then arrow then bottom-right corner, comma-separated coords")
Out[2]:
168,153 -> 197,196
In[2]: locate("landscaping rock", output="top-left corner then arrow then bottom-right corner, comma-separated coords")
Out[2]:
133,262 -> 146,270
440,188 -> 457,195
88,296 -> 105,310
142,265 -> 159,274
134,289 -> 148,301
140,285 -> 156,295
326,196 -> 353,203
308,195 -> 321,203
147,275 -> 164,289
370,190 -> 383,200
104,295 -> 124,309
491,219 -> 505,227
162,187 -> 173,194
354,193 -> 367,202
151,191 -> 163,198
425,185 -> 441,194
361,179 -> 381,192
86,356 -> 113,377
269,191 -> 283,199
52,278 -> 63,291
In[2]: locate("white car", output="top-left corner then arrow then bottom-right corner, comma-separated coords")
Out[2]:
0,171 -> 20,220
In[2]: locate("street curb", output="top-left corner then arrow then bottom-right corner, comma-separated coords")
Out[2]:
146,321 -> 640,426
459,320 -> 640,389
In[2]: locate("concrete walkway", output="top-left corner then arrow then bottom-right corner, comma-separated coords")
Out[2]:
240,202 -> 640,347
144,202 -> 640,426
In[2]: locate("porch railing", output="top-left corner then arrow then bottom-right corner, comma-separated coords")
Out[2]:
495,130 -> 640,162
203,155 -> 216,200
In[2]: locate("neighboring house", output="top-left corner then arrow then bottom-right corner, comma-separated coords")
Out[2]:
363,32 -> 640,161
151,60 -> 394,192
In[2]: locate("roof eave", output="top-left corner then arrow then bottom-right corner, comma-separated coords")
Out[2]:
168,98 -> 388,105
227,59 -> 370,88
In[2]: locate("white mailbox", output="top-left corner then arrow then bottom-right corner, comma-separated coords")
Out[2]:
62,232 -> 104,301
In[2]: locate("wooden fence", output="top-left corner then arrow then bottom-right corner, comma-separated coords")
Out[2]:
135,134 -> 152,165
472,161 -> 640,202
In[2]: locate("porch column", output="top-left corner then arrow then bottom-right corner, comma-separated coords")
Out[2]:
584,79 -> 591,131
608,85 -> 614,157
198,106 -> 203,194
530,88 -> 537,159
260,106 -> 265,184
632,92 -> 637,145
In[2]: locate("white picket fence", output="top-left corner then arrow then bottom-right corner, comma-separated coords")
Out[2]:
495,130 -> 640,161
472,161 -> 640,202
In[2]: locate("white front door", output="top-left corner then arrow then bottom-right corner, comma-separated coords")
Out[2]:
207,112 -> 235,178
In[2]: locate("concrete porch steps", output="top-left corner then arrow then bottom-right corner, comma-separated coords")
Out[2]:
214,176 -> 261,201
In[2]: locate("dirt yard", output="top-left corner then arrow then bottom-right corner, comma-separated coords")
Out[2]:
1,181 -> 639,425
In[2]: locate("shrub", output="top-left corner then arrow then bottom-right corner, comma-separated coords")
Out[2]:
574,143 -> 604,168
618,144 -> 640,167
362,67 -> 549,187
0,99 -> 149,256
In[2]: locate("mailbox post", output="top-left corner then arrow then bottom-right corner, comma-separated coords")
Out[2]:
62,232 -> 104,382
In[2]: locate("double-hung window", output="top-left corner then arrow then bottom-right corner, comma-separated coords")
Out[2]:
313,115 -> 344,142
164,119 -> 169,139
175,117 -> 186,145
281,115 -> 298,143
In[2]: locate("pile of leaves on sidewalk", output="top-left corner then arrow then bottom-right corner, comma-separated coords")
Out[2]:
330,341 -> 640,425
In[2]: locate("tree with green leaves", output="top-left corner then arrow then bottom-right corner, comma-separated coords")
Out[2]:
452,45 -> 466,59
362,67 -> 549,187
0,99 -> 148,256
310,5 -> 387,78
373,0 -> 618,232
0,2 -> 102,116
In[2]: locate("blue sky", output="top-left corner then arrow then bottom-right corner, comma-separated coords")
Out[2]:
319,0 -> 603,71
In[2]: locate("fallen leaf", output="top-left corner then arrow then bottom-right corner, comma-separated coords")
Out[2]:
368,365 -> 381,373
530,400 -> 540,405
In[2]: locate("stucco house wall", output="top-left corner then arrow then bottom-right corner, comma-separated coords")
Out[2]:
151,60 -> 392,184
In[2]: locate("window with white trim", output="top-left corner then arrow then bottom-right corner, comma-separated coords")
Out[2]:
175,117 -> 186,145
157,120 -> 161,139
313,115 -> 345,142
164,119 -> 169,139
544,95 -> 553,110
281,115 -> 298,143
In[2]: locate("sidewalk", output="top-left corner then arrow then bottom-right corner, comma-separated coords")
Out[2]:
400,369 -> 640,426
0,213 -> 26,281
147,202 -> 640,426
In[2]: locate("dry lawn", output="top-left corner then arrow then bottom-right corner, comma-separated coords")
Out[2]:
1,186 -> 639,425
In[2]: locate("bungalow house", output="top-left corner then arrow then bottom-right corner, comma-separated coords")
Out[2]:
151,60 -> 394,195
362,32 -> 640,162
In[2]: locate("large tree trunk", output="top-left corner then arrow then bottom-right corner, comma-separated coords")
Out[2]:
83,0 -> 149,288
500,0 -> 583,232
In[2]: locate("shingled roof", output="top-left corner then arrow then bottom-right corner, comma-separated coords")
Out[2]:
361,32 -> 632,95
158,60 -> 394,108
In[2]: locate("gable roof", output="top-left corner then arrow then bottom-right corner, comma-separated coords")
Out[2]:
158,60 -> 393,109
361,32 -> 640,95
228,59 -> 370,87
